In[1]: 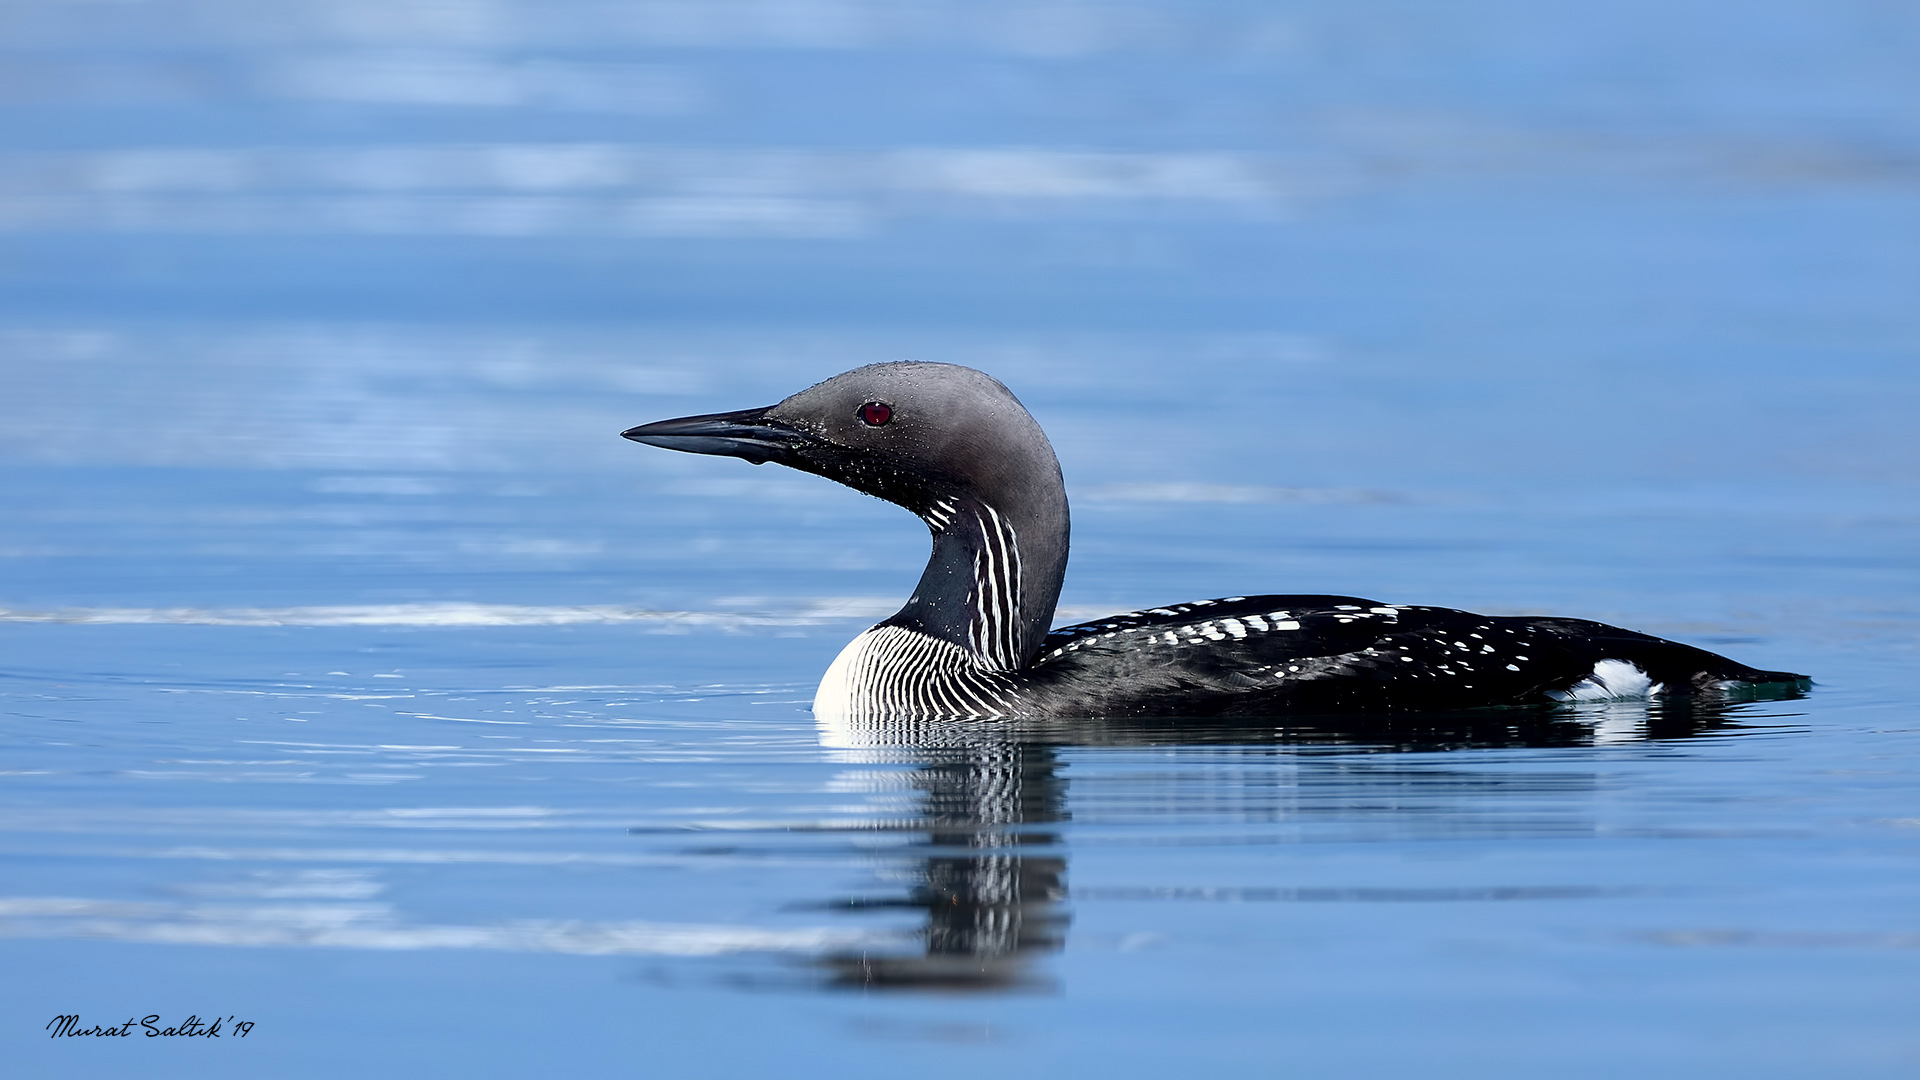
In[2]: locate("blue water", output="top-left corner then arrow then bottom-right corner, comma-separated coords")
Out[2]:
4,1 -> 1919,1076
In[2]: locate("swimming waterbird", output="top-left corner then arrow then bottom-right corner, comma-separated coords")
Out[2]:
623,363 -> 1807,721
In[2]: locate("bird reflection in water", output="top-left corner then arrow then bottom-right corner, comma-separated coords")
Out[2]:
807,691 -> 1804,992
813,735 -> 1069,991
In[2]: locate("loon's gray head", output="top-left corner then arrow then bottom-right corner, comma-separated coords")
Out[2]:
623,362 -> 1069,669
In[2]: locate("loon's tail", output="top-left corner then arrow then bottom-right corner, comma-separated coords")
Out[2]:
1528,618 -> 1810,701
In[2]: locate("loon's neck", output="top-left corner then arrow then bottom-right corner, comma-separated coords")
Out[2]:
882,490 -> 1069,672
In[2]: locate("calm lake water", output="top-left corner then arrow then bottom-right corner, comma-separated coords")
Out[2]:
4,1 -> 1919,1076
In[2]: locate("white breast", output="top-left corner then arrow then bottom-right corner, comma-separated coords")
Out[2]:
812,624 -> 1019,724
812,627 -> 883,722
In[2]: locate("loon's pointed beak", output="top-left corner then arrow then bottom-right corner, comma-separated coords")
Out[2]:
620,406 -> 809,466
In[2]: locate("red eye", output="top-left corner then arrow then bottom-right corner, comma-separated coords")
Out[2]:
858,401 -> 892,426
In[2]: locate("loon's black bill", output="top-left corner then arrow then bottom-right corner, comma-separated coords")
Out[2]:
620,407 -> 804,465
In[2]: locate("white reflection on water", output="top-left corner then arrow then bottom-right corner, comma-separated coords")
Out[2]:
1081,483 -> 1410,505
0,599 -> 898,626
267,53 -> 702,113
0,896 -> 886,955
9,0 -> 1237,57
0,325 -> 1322,471
0,145 -> 1295,238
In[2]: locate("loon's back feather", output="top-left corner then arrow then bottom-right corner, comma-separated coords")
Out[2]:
1019,595 -> 1808,718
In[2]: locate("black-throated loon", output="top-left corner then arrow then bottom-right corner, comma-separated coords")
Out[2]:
623,362 -> 1807,721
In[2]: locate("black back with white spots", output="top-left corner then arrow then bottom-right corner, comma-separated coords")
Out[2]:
1019,595 -> 1805,717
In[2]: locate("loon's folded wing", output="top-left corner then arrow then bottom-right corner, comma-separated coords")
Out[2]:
1024,597 -> 1808,718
